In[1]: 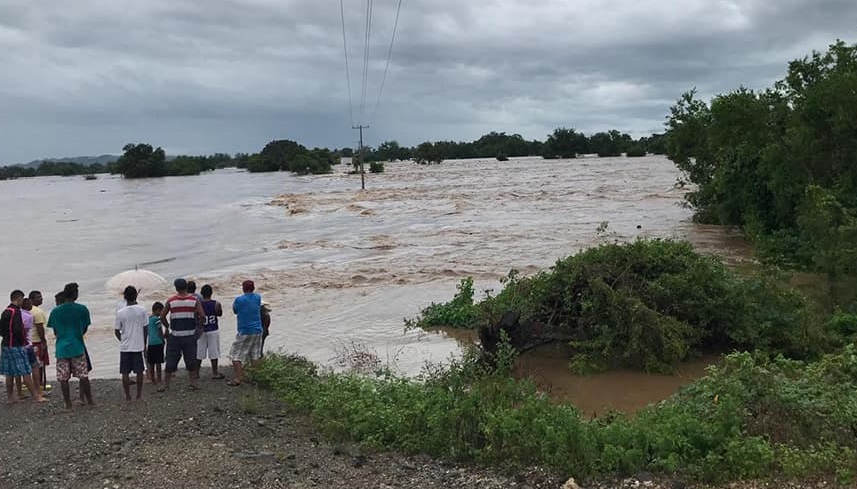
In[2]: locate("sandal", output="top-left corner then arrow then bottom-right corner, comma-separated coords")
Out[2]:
226,380 -> 241,387
211,373 -> 225,380
187,384 -> 200,391
156,386 -> 166,393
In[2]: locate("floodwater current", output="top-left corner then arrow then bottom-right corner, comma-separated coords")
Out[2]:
0,156 -> 748,412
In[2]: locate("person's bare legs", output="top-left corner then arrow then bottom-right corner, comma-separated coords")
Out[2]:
20,374 -> 46,402
231,360 -> 243,385
163,371 -> 173,390
122,373 -> 132,401
155,364 -> 162,384
60,381 -> 72,409
79,377 -> 94,405
211,359 -> 219,378
14,376 -> 23,398
146,361 -> 154,384
30,364 -> 42,399
5,376 -> 18,404
135,372 -> 143,399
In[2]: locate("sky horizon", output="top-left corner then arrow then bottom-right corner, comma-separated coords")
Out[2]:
1,1 -> 856,165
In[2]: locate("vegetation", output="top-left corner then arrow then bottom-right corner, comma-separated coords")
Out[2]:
0,160 -> 111,179
116,143 -> 168,178
251,346 -> 857,484
245,140 -> 334,175
413,142 -> 444,164
665,40 -> 857,292
409,240 -> 825,373
369,161 -> 385,173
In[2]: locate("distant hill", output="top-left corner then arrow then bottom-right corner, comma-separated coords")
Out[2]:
18,154 -> 119,168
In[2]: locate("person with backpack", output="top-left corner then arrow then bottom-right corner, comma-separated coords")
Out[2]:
1,290 -> 47,403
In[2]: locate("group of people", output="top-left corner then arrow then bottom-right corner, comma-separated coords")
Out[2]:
0,277 -> 271,408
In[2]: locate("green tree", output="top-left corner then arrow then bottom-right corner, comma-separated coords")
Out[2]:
413,142 -> 443,164
543,127 -> 587,158
116,143 -> 167,178
665,40 -> 857,284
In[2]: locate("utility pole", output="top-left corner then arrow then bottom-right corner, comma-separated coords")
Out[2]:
352,124 -> 369,190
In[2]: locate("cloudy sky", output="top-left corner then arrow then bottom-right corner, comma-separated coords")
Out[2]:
1,0 -> 856,164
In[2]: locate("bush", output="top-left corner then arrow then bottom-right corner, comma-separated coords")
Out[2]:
250,346 -> 857,484
409,240 -> 825,372
369,161 -> 385,173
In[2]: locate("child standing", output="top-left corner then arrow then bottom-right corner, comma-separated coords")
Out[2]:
146,302 -> 165,385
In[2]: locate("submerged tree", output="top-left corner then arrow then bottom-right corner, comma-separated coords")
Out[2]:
116,143 -> 167,178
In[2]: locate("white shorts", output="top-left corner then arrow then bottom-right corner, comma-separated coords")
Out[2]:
197,331 -> 220,360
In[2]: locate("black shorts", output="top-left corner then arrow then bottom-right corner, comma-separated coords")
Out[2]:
146,344 -> 165,364
119,351 -> 145,375
165,335 -> 198,373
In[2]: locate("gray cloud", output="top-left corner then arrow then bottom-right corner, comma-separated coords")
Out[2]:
1,0 -> 856,163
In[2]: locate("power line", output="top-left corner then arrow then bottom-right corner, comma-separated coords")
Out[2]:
359,0 -> 375,123
338,0 -> 354,125
370,0 -> 404,124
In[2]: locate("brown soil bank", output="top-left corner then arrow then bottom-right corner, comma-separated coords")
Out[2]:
0,369 -> 834,489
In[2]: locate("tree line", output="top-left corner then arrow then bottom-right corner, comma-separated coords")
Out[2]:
366,130 -> 667,164
1,128 -> 666,181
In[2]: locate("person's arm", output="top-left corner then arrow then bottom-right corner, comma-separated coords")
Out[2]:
114,312 -> 122,341
194,300 -> 206,337
215,301 -> 223,317
143,320 -> 148,352
82,307 -> 91,336
160,302 -> 171,331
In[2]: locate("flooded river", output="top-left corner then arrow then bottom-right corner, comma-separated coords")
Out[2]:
0,155 -> 745,412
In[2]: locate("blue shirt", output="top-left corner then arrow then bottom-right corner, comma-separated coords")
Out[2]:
47,302 -> 90,359
232,293 -> 262,335
147,316 -> 164,346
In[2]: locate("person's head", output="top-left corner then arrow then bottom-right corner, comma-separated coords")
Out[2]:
123,285 -> 138,304
173,278 -> 188,293
21,298 -> 32,311
9,289 -> 24,306
28,290 -> 43,307
152,301 -> 164,315
63,282 -> 79,302
54,291 -> 66,306
187,281 -> 197,294
201,284 -> 213,299
242,279 -> 255,293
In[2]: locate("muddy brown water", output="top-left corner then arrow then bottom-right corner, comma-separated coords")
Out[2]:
0,156 -> 746,412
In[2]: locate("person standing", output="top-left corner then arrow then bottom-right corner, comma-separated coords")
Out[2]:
48,283 -> 93,409
160,278 -> 205,392
28,291 -> 50,391
1,290 -> 46,403
19,298 -> 44,400
228,280 -> 263,386
197,284 -> 224,380
115,286 -> 148,401
260,302 -> 271,357
146,302 -> 166,385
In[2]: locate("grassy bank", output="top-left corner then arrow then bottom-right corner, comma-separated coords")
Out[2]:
251,346 -> 857,485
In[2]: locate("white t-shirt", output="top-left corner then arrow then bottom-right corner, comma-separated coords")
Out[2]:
115,304 -> 149,352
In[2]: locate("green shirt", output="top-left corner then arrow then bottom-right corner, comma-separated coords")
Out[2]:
48,302 -> 91,359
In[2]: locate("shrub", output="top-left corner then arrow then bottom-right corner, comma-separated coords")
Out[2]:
369,161 -> 385,173
250,347 -> 857,484
409,240 -> 825,372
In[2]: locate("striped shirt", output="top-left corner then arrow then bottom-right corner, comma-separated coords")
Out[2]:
166,294 -> 199,336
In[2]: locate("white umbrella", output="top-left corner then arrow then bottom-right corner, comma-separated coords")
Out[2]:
105,268 -> 168,295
